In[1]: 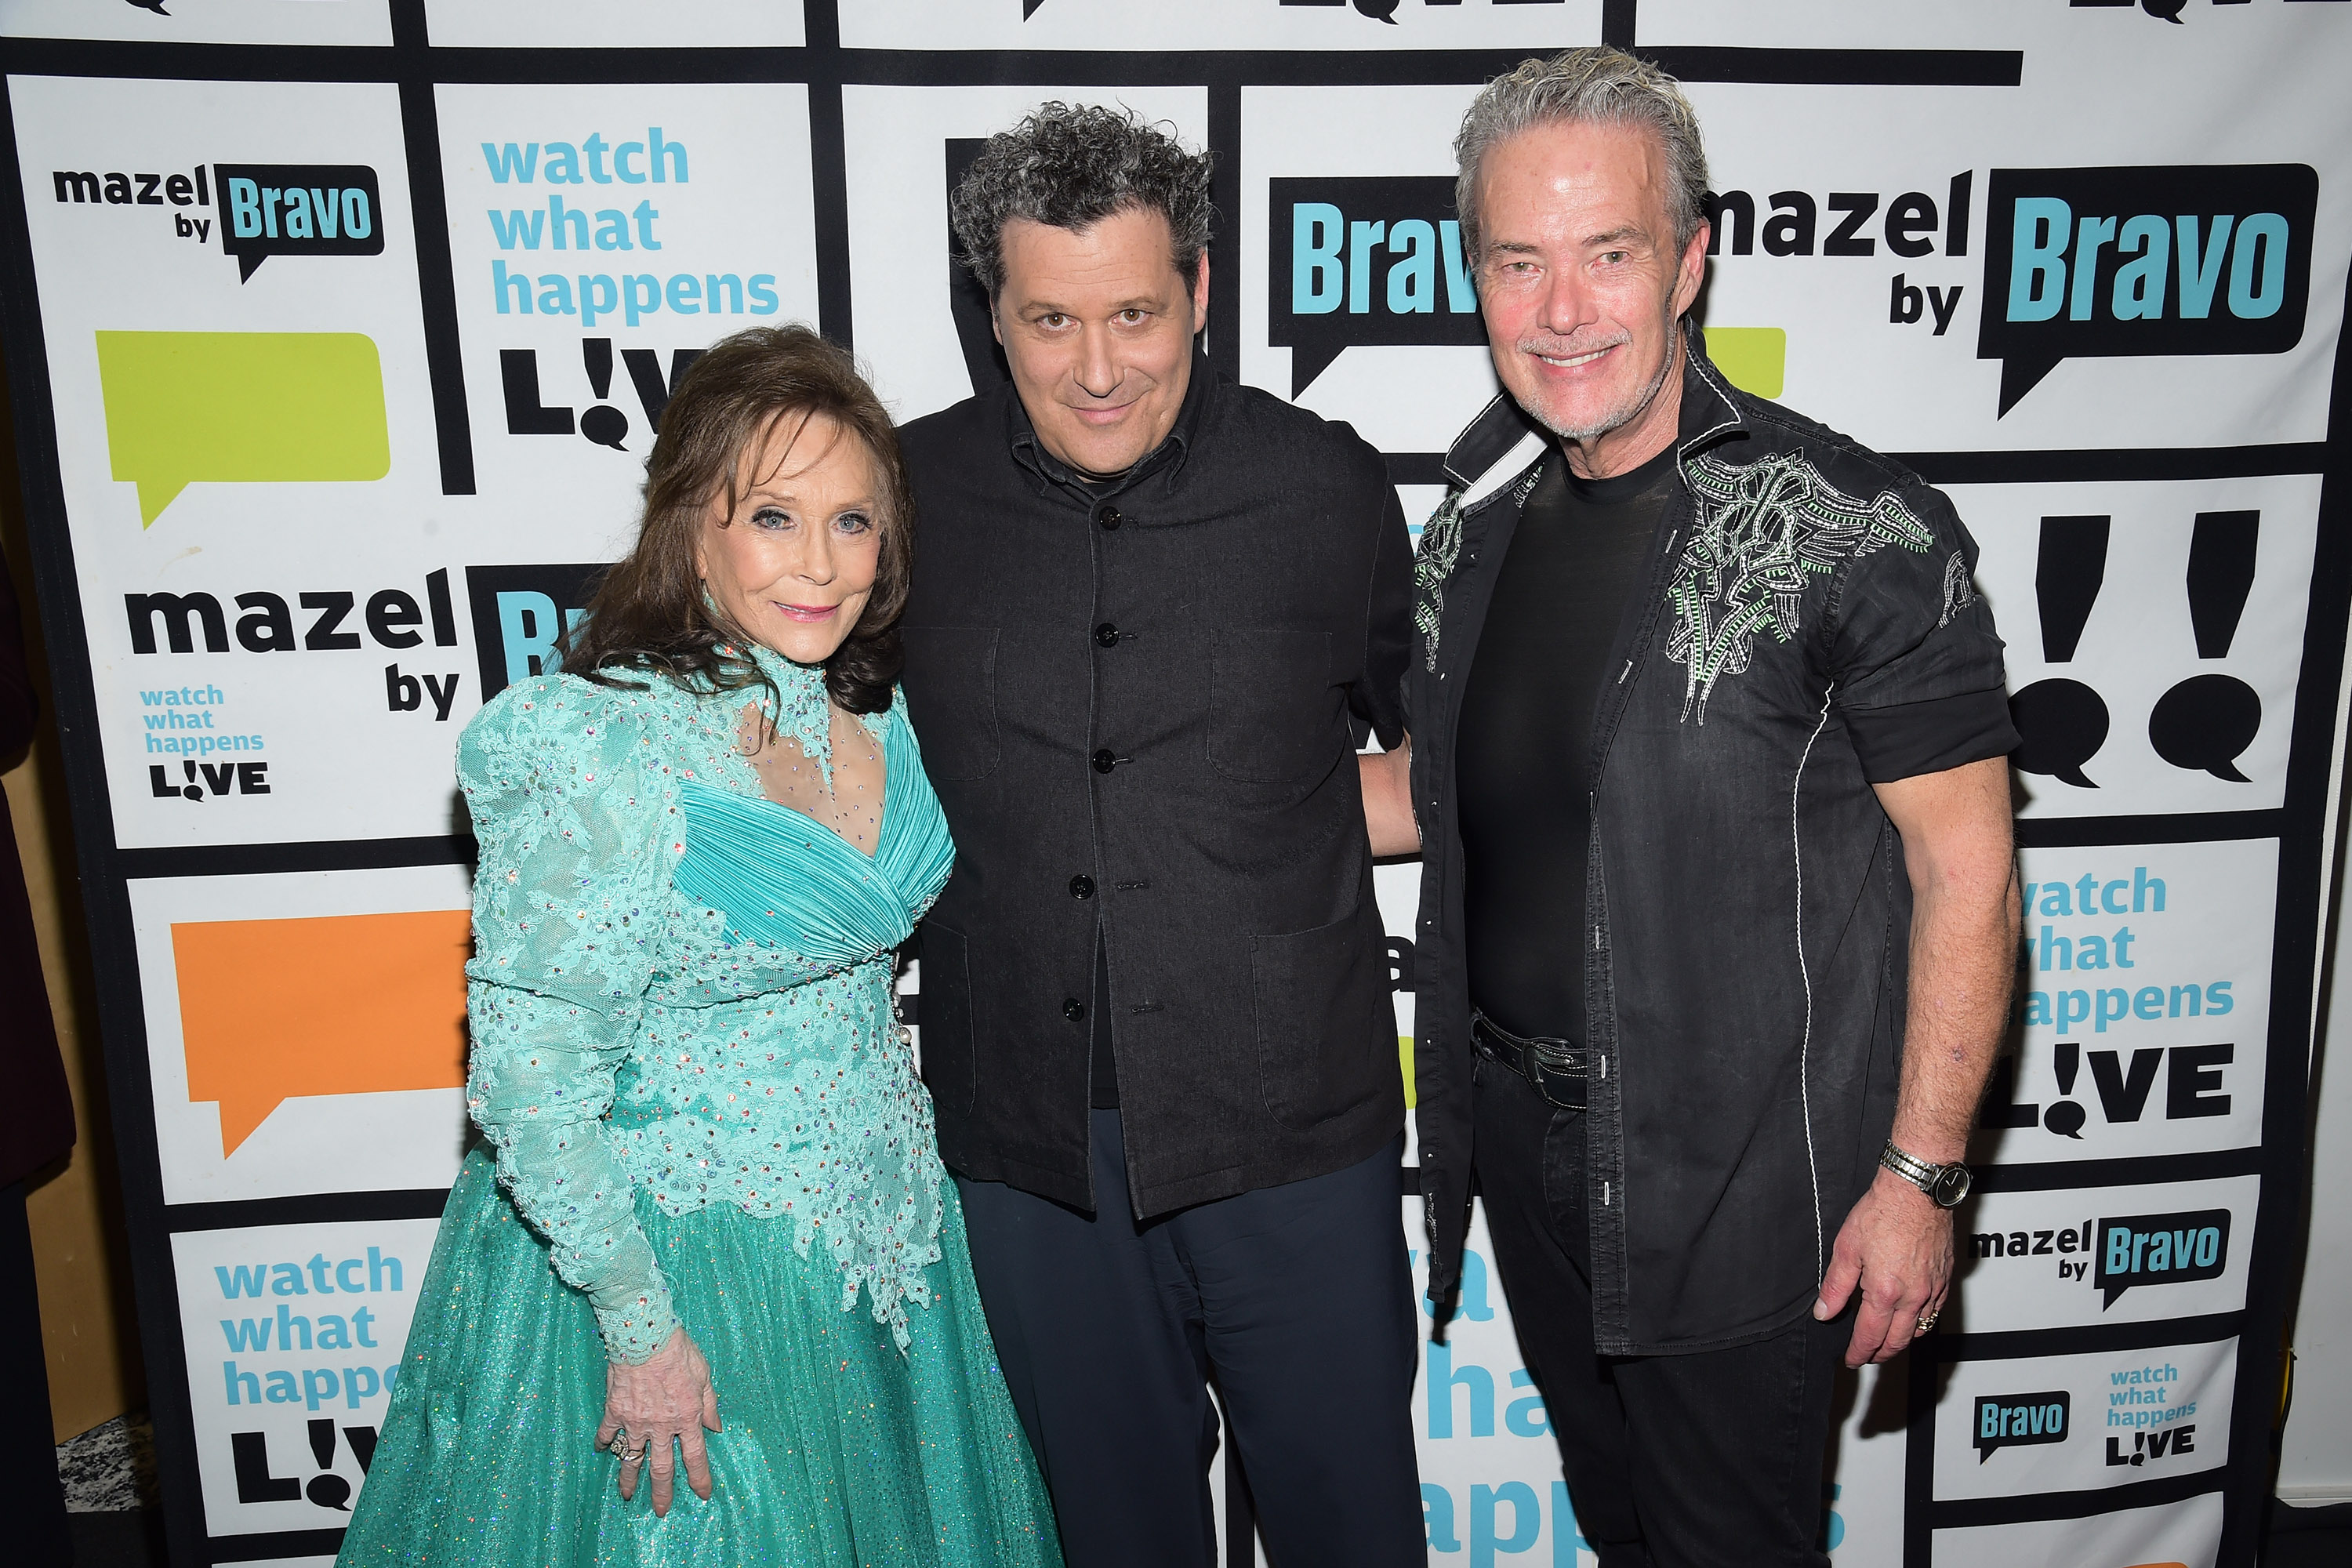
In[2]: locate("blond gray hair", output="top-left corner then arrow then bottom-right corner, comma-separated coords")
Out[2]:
1454,47 -> 1710,264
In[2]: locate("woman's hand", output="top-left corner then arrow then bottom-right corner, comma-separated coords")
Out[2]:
595,1327 -> 721,1515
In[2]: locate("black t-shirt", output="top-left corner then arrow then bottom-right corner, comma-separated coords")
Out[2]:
1456,444 -> 1677,1043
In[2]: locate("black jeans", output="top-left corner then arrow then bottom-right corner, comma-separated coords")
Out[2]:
1472,1058 -> 1846,1568
954,1112 -> 1423,1568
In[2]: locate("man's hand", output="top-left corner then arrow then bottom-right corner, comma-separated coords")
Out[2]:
1814,1166 -> 1954,1366
1360,737 -> 1420,857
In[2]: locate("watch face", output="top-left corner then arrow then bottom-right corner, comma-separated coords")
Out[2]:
1930,1164 -> 1972,1209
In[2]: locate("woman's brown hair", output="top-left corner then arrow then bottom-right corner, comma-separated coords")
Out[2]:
561,325 -> 913,714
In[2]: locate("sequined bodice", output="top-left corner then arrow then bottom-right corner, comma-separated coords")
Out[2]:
458,652 -> 954,1360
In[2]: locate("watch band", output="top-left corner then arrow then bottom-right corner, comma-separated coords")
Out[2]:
1880,1142 -> 1940,1191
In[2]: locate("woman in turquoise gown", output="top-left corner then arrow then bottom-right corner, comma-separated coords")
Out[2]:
338,327 -> 1062,1567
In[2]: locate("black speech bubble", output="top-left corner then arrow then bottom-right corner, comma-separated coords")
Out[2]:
579,405 -> 630,452
214,163 -> 385,282
2009,677 -> 2110,789
2095,1208 -> 2229,1308
2149,673 -> 2260,782
1973,1390 -> 2071,1462
1269,176 -> 1486,396
2043,1101 -> 2086,1139
1976,164 -> 2315,415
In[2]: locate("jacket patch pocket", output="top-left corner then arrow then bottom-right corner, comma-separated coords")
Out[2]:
1208,628 -> 1338,785
1252,896 -> 1388,1131
900,626 -> 999,782
917,919 -> 976,1116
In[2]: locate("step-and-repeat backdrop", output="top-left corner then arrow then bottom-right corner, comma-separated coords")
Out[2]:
2,3 -> 2347,1566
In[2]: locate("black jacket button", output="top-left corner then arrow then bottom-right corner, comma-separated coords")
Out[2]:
1069,874 -> 1095,900
1094,622 -> 1120,648
1063,998 -> 1086,1022
1097,506 -> 1123,531
1092,748 -> 1117,774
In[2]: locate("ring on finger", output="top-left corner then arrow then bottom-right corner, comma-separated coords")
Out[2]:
608,1426 -> 632,1459
1915,1310 -> 1940,1335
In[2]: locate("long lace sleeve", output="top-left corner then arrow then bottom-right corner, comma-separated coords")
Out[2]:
459,679 -> 678,1363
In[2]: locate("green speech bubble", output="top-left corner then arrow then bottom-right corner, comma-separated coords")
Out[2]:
1706,327 -> 1787,401
96,330 -> 390,526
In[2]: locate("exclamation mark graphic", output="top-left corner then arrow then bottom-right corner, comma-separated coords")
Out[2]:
2151,511 -> 2262,782
2043,1040 -> 2085,1138
579,337 -> 629,452
304,1417 -> 352,1511
2009,515 -> 2112,788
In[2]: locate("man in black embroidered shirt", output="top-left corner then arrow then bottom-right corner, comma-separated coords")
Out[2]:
898,106 -> 1421,1567
1363,50 -> 2022,1566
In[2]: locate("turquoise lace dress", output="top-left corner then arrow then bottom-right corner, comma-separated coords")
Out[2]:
337,651 -> 1062,1568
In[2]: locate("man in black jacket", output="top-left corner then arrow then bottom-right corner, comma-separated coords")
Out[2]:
896,104 -> 1421,1567
1363,49 -> 2022,1567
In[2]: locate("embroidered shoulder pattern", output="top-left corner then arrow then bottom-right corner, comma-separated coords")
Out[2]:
1412,492 -> 1465,673
1664,448 -> 1935,722
1413,464 -> 1541,673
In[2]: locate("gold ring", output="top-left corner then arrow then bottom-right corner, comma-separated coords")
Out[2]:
1915,1312 -> 1940,1335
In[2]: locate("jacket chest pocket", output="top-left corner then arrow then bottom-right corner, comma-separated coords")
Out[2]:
1207,629 -> 1338,784
900,626 -> 999,782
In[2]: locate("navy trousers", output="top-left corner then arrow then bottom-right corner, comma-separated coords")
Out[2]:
954,1112 -> 1423,1568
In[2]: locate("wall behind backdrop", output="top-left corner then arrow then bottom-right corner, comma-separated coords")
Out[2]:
2,3 -> 2349,1566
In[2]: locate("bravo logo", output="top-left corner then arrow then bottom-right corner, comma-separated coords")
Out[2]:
2097,1209 -> 2229,1307
464,563 -> 607,701
1977,164 -> 2316,413
1269,175 -> 1483,395
1970,1207 -> 2231,1305
51,162 -> 383,282
1973,1389 -> 2070,1463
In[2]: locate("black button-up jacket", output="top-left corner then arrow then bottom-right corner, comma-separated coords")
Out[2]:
898,358 -> 1414,1217
1409,329 -> 2016,1353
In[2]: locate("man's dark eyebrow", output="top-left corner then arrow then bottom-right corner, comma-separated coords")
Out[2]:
1485,239 -> 1543,258
1016,292 -> 1165,316
1584,226 -> 1647,248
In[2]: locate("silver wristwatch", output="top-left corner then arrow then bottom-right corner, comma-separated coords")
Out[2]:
1880,1141 -> 1971,1209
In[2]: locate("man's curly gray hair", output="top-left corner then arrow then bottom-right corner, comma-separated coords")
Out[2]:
950,103 -> 1216,301
1454,47 -> 1710,264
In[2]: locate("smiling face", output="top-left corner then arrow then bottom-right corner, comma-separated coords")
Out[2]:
992,206 -> 1210,478
1473,118 -> 1710,477
692,412 -> 884,668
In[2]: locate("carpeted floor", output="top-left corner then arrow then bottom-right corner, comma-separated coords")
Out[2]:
56,1414 -> 164,1568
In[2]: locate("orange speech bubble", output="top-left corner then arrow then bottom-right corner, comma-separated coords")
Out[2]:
174,909 -> 471,1155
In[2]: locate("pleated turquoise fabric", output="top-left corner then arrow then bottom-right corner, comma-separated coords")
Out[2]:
674,710 -> 953,966
339,1149 -> 1062,1567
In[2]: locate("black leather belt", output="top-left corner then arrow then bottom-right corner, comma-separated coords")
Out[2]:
1472,1010 -> 1588,1111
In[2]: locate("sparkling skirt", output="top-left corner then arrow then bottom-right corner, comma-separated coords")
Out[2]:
336,1147 -> 1063,1567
